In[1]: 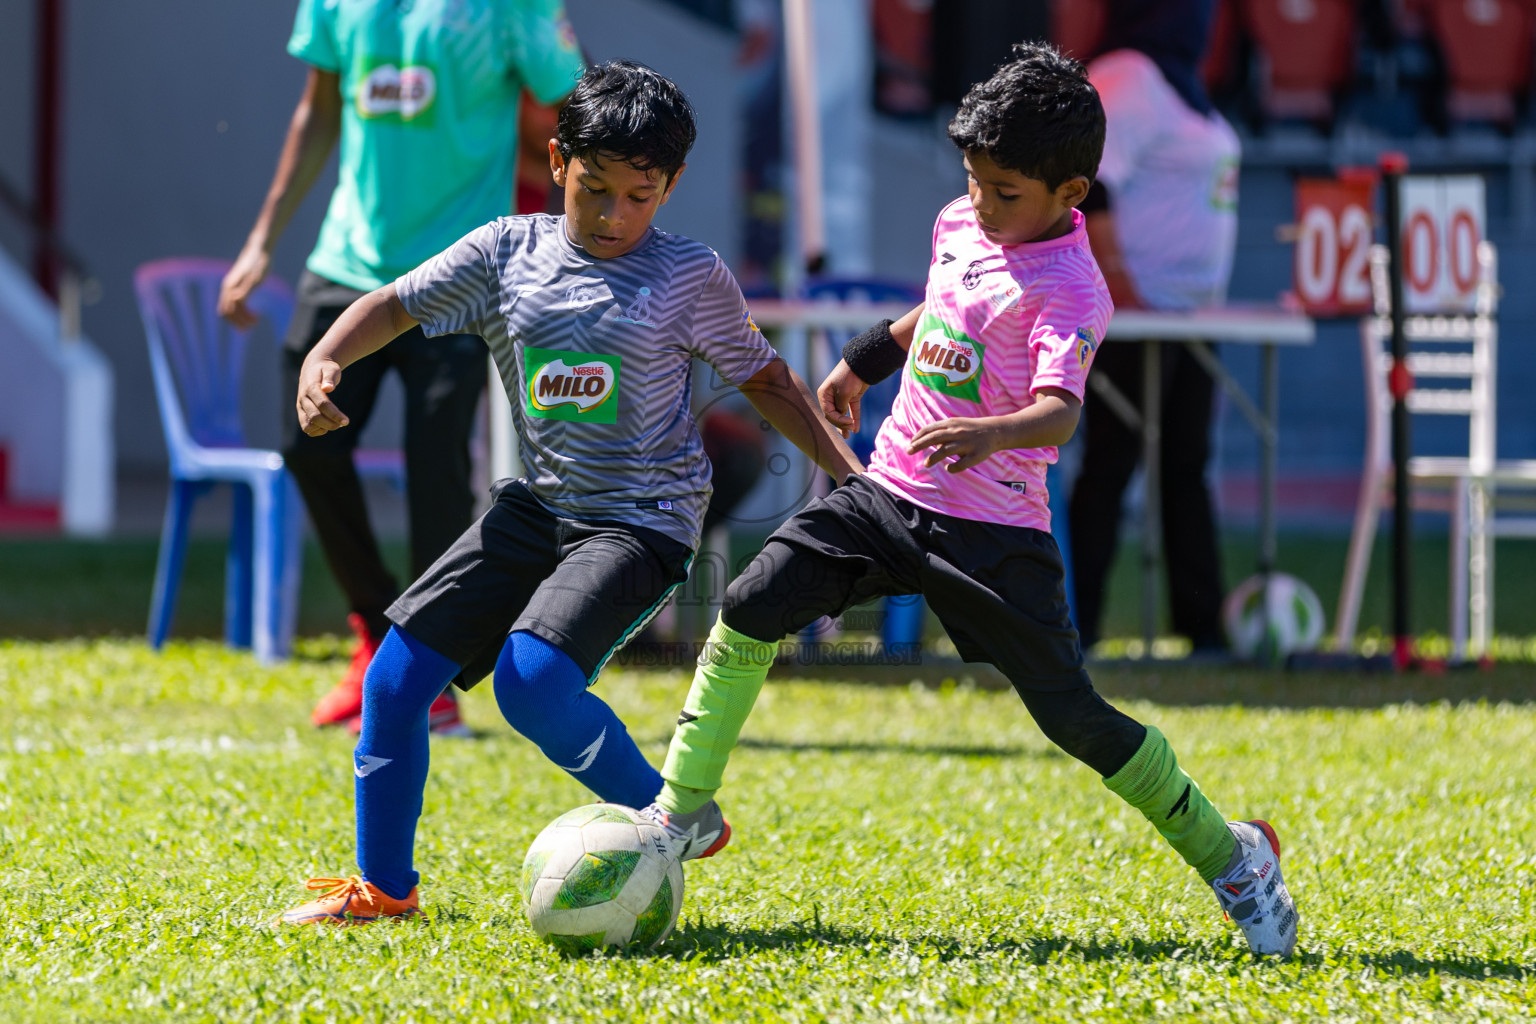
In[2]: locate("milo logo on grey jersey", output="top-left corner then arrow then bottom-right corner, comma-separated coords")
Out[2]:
525,346 -> 622,424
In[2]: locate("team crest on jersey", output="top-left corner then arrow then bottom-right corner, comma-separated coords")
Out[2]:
910,312 -> 985,403
355,60 -> 437,123
615,286 -> 656,326
961,260 -> 986,290
1075,326 -> 1098,367
525,347 -> 622,424
564,282 -> 602,311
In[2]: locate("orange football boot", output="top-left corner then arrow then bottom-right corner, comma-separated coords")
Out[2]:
277,875 -> 421,926
311,613 -> 381,727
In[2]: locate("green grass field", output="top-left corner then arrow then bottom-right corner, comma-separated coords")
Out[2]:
3,639 -> 1533,1023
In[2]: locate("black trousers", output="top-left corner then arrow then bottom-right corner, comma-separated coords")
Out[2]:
1067,340 -> 1225,650
282,271 -> 489,635
722,475 -> 1147,777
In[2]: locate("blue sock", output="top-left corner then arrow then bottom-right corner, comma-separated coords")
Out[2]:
354,626 -> 460,900
493,631 -> 663,808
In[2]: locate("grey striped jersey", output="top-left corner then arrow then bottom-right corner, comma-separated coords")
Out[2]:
396,214 -> 777,549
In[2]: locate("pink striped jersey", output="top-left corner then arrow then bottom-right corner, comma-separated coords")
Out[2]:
866,199 -> 1113,532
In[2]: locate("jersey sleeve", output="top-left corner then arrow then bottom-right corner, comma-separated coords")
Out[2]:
287,0 -> 341,73
510,0 -> 586,105
395,221 -> 504,338
1089,55 -> 1161,193
690,258 -> 778,387
1027,282 -> 1108,401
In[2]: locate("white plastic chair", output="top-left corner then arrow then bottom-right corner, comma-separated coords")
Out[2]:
1335,241 -> 1536,660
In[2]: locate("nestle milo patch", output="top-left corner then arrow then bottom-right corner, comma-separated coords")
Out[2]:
524,347 -> 622,424
909,312 -> 985,403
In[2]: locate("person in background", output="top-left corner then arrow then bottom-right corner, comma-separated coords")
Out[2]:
219,0 -> 585,732
1068,0 -> 1239,654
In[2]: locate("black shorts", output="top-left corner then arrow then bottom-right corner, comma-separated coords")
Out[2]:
724,474 -> 1087,692
388,479 -> 693,689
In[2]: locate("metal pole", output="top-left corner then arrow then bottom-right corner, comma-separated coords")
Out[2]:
1259,342 -> 1279,665
32,0 -> 64,298
1260,343 -> 1278,579
1380,152 -> 1413,671
782,0 -> 826,275
1142,341 -> 1161,655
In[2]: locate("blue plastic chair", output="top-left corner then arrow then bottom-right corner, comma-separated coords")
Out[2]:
803,277 -> 928,652
136,258 -> 305,663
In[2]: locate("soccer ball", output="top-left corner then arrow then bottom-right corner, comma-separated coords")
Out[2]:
520,803 -> 683,954
1222,572 -> 1326,661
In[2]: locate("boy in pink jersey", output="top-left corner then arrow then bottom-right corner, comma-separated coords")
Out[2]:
640,43 -> 1298,957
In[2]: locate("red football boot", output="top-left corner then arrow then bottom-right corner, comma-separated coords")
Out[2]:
345,687 -> 473,738
310,613 -> 380,727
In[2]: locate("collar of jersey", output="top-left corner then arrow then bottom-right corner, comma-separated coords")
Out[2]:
555,217 -> 661,262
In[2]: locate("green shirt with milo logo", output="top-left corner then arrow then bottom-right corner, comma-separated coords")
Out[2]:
289,0 -> 584,291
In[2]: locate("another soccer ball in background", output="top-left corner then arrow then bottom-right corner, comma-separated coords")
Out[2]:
521,803 -> 683,954
1222,572 -> 1326,661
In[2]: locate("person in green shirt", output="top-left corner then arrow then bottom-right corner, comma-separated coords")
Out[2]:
219,0 -> 584,733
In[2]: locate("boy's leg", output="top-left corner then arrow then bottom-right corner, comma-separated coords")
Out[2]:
492,517 -> 693,806
278,623 -> 460,925
1159,344 -> 1225,650
921,518 -> 1297,953
392,327 -> 489,733
354,627 -> 462,898
918,521 -> 1236,879
493,630 -> 662,808
659,477 -> 916,814
1066,341 -> 1142,649
281,274 -> 399,728
281,274 -> 398,640
395,329 -> 489,580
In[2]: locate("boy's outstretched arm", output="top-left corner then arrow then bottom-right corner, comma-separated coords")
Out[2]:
739,356 -> 867,480
296,283 -> 420,436
818,303 -> 923,437
907,387 -> 1081,472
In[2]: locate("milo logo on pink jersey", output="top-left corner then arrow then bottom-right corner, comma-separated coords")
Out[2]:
910,312 -> 985,403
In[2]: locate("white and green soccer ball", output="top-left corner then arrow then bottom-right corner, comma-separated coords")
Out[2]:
521,803 -> 683,954
1222,572 -> 1326,662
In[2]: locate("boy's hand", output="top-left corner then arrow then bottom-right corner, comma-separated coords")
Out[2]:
296,358 -> 350,436
817,359 -> 869,438
906,417 -> 1002,472
218,246 -> 271,330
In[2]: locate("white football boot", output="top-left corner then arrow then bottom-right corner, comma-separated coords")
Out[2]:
1211,819 -> 1299,957
638,800 -> 731,861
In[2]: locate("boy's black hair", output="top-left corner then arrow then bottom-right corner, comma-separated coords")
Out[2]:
556,60 -> 698,181
947,41 -> 1105,189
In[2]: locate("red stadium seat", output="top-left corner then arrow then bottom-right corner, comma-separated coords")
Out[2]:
1051,0 -> 1105,61
1425,0 -> 1536,125
1241,0 -> 1356,121
1203,0 -> 1243,94
1054,0 -> 1236,95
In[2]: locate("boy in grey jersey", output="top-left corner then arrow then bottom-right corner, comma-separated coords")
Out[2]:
279,61 -> 863,926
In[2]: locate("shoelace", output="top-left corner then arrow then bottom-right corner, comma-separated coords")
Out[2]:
303,875 -> 377,906
1212,868 -> 1264,924
637,805 -> 692,848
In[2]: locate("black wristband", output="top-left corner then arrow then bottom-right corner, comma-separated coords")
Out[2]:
841,319 -> 906,385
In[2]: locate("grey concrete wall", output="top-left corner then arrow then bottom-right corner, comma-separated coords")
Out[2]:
0,0 -> 739,473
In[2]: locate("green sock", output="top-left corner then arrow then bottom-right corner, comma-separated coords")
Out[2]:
657,616 -> 777,814
1102,726 -> 1237,883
